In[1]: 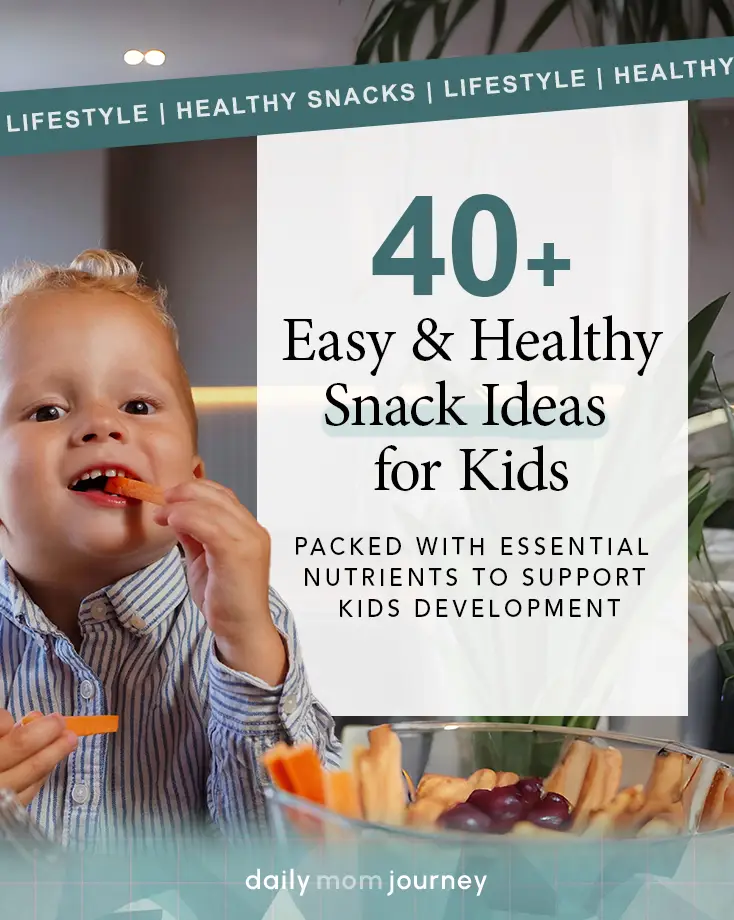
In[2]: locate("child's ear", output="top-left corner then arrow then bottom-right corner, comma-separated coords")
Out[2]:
193,457 -> 206,480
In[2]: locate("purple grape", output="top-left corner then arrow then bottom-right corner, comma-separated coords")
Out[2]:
525,795 -> 572,831
515,777 -> 544,809
438,803 -> 493,833
466,786 -> 525,831
543,792 -> 571,809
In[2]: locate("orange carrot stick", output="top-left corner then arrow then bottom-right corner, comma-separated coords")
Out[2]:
104,477 -> 165,506
21,715 -> 119,736
63,716 -> 119,736
280,746 -> 326,805
261,743 -> 297,793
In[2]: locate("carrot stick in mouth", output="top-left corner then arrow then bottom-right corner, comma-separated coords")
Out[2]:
104,477 -> 165,506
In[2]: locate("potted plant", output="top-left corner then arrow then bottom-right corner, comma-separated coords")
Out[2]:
353,0 -> 734,205
689,294 -> 734,751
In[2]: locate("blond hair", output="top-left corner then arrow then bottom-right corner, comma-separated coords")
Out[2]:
0,249 -> 198,443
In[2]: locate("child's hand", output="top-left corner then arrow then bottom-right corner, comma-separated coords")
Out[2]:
0,711 -> 77,806
154,481 -> 287,685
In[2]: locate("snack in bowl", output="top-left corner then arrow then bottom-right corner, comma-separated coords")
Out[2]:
262,724 -> 734,839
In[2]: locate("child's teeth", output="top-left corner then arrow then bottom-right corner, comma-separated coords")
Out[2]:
105,469 -> 117,477
71,479 -> 79,488
81,473 -> 91,481
89,470 -> 103,479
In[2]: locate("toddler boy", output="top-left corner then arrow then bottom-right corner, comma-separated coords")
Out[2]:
0,249 -> 340,847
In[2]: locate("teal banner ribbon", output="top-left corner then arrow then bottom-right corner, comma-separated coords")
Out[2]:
1,37 -> 734,155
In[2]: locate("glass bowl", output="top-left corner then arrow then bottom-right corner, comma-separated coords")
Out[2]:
264,721 -> 734,845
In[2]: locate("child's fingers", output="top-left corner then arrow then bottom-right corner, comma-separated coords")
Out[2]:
0,714 -> 68,772
16,779 -> 44,807
165,479 -> 240,506
153,491 -> 247,533
159,504 -> 255,553
164,482 -> 257,525
0,731 -> 77,793
162,507 -> 234,549
0,710 -> 15,738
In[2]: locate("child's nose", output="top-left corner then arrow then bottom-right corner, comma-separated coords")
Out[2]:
81,429 -> 123,443
73,408 -> 128,444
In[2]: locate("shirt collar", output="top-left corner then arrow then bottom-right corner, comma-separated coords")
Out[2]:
0,547 -> 189,638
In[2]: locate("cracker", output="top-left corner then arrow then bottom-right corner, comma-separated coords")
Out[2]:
468,768 -> 497,791
545,740 -> 594,808
628,752 -> 689,834
719,775 -> 734,829
324,770 -> 362,820
643,750 -> 687,805
511,821 -> 568,840
495,772 -> 519,787
416,773 -> 445,799
406,798 -> 446,827
356,725 -> 406,825
573,749 -> 609,831
601,748 -> 623,806
700,766 -> 731,831
636,802 -> 685,838
419,777 -> 473,806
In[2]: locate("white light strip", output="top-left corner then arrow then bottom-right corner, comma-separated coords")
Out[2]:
689,408 -> 728,435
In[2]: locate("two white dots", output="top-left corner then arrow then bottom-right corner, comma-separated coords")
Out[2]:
124,49 -> 166,67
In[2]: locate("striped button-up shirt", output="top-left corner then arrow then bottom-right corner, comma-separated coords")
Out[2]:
0,547 -> 341,847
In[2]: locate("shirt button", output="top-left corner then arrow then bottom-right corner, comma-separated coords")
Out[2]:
129,616 -> 146,630
282,695 -> 297,716
71,784 -> 89,805
79,681 -> 95,700
91,601 -> 107,620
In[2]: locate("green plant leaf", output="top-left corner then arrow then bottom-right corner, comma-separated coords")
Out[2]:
649,0 -> 669,41
666,0 -> 691,41
686,0 -> 709,38
355,1 -> 400,63
689,469 -> 712,560
718,641 -> 734,679
564,716 -> 600,729
486,0 -> 508,52
396,2 -> 434,61
432,0 -> 449,40
689,294 -> 729,369
712,361 -> 734,443
428,0 -> 484,58
618,0 -> 638,43
710,0 -> 734,35
690,101 -> 710,205
690,349 -> 714,412
377,3 -> 412,62
687,467 -> 734,562
636,0 -> 656,37
518,0 -> 571,52
689,467 -> 711,511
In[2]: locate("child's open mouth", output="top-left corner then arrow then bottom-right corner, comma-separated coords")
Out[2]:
68,468 -> 142,506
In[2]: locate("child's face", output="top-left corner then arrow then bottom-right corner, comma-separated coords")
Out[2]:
0,290 -> 202,575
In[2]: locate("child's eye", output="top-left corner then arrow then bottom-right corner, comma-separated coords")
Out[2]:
123,400 -> 157,416
30,405 -> 67,422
